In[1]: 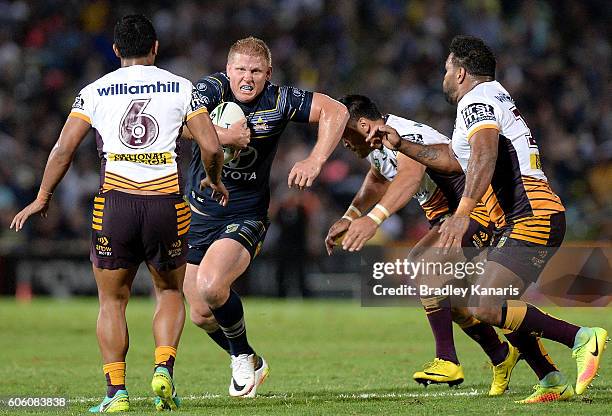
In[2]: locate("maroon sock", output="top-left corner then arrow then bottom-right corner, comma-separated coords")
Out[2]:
505,331 -> 558,380
462,323 -> 508,365
513,303 -> 580,348
424,297 -> 459,364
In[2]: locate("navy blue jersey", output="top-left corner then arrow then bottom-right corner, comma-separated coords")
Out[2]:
187,72 -> 313,218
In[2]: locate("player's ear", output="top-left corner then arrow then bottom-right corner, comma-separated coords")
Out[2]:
357,118 -> 370,134
152,40 -> 159,57
457,67 -> 466,84
265,66 -> 272,81
112,44 -> 121,59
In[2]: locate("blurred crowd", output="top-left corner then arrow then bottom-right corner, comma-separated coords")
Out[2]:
0,0 -> 610,259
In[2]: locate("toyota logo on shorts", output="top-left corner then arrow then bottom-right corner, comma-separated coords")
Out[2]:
225,146 -> 258,170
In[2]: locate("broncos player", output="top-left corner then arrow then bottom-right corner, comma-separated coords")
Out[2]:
182,37 -> 348,398
367,35 -> 607,403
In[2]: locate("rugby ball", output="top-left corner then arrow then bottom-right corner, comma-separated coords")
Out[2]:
210,101 -> 246,163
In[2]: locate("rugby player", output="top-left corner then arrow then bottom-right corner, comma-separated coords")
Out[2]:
181,37 -> 348,397
326,94 -> 552,396
11,15 -> 227,412
366,35 -> 607,403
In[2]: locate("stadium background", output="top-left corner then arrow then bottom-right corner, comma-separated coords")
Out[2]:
0,0 -> 609,298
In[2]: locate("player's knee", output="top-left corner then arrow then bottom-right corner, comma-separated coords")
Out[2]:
197,276 -> 230,309
189,307 -> 218,331
98,288 -> 130,308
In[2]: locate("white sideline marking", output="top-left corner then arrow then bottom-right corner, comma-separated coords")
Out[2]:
70,389 -> 480,404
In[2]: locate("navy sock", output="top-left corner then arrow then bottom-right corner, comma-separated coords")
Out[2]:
210,290 -> 255,356
462,323 -> 508,365
207,327 -> 231,354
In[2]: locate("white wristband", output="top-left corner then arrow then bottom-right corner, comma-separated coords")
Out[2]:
367,212 -> 383,225
374,204 -> 390,219
342,215 -> 354,222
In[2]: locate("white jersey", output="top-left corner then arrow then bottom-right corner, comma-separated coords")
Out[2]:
69,65 -> 208,194
367,115 -> 454,222
451,81 -> 564,227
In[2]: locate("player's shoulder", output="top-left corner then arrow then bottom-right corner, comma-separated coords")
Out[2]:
151,66 -> 193,86
386,114 -> 449,144
195,71 -> 230,92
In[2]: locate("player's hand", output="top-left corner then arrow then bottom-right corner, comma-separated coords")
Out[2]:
342,216 -> 378,252
10,198 -> 50,231
365,125 -> 402,151
288,156 -> 323,189
325,218 -> 351,255
199,178 -> 229,206
438,214 -> 470,253
225,120 -> 250,149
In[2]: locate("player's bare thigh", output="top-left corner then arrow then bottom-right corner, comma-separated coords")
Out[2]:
193,238 -> 251,309
467,261 -> 526,324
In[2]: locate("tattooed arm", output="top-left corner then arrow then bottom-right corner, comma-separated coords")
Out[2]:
365,125 -> 462,173
438,128 -> 499,249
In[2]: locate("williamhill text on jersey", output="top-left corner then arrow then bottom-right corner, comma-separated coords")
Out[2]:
97,81 -> 180,96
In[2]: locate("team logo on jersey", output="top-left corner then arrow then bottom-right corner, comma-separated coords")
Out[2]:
72,94 -> 85,110
461,103 -> 496,130
225,146 -> 258,170
253,116 -> 269,132
196,82 -> 207,92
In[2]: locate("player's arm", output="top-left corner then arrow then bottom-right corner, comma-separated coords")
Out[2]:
182,122 -> 250,150
342,154 -> 426,252
288,93 -> 349,189
366,125 -> 462,174
186,112 -> 229,206
325,167 -> 389,255
11,116 -> 91,231
438,128 -> 499,249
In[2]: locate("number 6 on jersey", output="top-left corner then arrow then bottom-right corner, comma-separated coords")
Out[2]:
120,99 -> 159,148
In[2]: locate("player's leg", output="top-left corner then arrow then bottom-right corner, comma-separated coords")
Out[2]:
148,263 -> 186,411
411,226 -> 464,386
88,191 -> 139,413
468,261 -> 577,402
140,195 -> 192,410
90,266 -> 137,413
451,308 -> 519,395
197,238 -> 268,397
184,262 -> 230,353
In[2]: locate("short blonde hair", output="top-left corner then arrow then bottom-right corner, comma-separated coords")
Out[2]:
228,36 -> 272,67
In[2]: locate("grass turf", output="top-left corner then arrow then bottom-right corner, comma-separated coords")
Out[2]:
0,298 -> 610,415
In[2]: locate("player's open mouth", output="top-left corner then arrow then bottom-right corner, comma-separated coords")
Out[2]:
240,85 -> 254,92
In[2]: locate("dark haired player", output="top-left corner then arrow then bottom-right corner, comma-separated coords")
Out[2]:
182,37 -> 348,398
328,94 -> 521,395
367,35 -> 607,403
11,15 -> 227,412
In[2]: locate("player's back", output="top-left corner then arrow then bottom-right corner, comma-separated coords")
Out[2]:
70,65 -> 202,194
452,81 -> 564,227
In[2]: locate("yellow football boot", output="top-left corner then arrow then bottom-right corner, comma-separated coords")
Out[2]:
413,358 -> 464,387
489,342 -> 520,396
151,367 -> 180,411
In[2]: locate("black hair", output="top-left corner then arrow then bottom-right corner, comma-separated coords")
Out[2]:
338,94 -> 383,123
449,35 -> 496,78
113,14 -> 157,59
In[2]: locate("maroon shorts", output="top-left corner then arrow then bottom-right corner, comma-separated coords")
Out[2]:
90,190 -> 190,271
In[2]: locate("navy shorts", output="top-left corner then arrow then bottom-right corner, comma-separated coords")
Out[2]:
487,212 -> 566,283
186,211 -> 270,265
90,190 -> 190,271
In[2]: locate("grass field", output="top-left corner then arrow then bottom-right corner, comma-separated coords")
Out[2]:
0,298 -> 610,415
